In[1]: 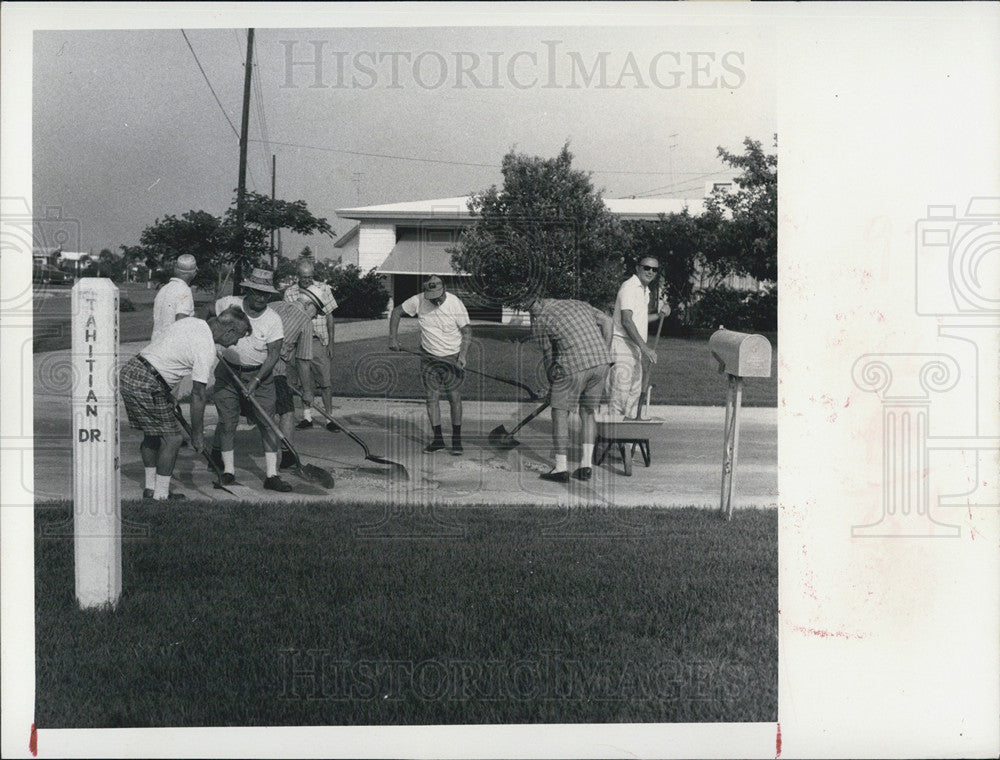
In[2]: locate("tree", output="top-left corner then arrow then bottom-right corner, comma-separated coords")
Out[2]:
327,264 -> 389,318
94,248 -> 126,282
621,210 -> 708,326
137,210 -> 225,289
224,193 -> 334,293
133,194 -> 334,295
702,136 -> 777,283
451,145 -> 626,310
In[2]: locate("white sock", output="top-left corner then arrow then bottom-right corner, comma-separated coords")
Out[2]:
302,407 -> 313,422
552,454 -> 568,473
265,451 -> 278,478
581,444 -> 594,470
153,474 -> 171,500
144,467 -> 157,490
222,450 -> 235,473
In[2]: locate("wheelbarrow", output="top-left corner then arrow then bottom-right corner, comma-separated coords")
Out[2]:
594,387 -> 664,476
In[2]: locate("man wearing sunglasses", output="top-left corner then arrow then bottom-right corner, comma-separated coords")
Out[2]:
609,256 -> 670,419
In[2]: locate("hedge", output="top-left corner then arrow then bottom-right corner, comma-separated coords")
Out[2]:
688,285 -> 777,332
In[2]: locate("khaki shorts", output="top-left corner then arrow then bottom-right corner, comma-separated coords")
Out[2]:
213,362 -> 276,427
549,363 -> 610,412
419,349 -> 465,394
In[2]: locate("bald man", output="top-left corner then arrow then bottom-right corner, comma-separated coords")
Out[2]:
283,259 -> 338,428
151,254 -> 198,343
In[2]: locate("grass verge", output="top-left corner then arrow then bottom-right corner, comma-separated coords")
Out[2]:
36,501 -> 776,727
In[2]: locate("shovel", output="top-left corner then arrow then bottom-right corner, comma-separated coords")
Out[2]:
488,398 -> 551,450
398,348 -> 541,401
217,359 -> 336,489
286,382 -> 409,482
171,403 -> 235,495
635,314 -> 665,421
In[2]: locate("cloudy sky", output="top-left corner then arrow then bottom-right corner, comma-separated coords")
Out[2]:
33,24 -> 775,259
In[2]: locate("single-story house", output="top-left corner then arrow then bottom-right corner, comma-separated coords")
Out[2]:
335,194 -> 740,321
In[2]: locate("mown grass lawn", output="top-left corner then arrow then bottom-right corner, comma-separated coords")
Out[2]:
33,287 -> 776,406
334,324 -> 777,406
35,501 -> 776,727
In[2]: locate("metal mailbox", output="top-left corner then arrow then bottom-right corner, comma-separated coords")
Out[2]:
708,328 -> 773,521
709,329 -> 772,378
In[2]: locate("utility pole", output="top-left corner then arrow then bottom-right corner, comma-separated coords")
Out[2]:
233,28 -> 254,295
270,153 -> 276,268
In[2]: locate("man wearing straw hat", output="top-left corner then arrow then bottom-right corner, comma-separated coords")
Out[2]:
151,253 -> 198,343
210,267 -> 291,491
608,255 -> 670,420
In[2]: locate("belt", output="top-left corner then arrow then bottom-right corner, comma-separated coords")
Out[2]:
136,354 -> 174,395
223,359 -> 263,372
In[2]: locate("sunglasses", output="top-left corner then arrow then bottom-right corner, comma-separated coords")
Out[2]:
640,265 -> 660,273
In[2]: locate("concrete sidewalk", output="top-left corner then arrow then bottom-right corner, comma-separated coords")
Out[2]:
31,345 -> 776,508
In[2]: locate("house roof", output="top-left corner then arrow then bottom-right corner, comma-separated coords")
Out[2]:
337,197 -> 472,221
333,223 -> 360,248
336,196 -> 706,223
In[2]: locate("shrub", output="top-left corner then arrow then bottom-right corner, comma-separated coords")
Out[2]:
689,285 -> 776,332
325,264 -> 389,319
119,297 -> 136,312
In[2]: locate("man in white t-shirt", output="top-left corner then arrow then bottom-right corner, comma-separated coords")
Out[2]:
608,256 -> 670,419
388,275 -> 471,454
210,267 -> 291,491
120,306 -> 250,500
151,254 -> 198,343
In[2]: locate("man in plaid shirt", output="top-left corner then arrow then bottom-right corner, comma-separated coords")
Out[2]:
284,259 -> 338,430
528,295 -> 614,482
269,272 -> 337,468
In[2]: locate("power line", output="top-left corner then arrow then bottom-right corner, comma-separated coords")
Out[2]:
252,139 -> 500,169
180,30 -> 240,139
249,138 -> 726,178
629,169 -> 733,198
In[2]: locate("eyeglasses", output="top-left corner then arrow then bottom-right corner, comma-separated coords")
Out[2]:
640,265 -> 660,273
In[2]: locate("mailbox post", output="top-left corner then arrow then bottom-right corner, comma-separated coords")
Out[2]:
709,328 -> 773,520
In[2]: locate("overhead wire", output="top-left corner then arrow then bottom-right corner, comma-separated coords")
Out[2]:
248,138 -> 726,186
180,29 -> 240,139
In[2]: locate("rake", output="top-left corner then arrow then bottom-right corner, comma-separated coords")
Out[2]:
398,348 -> 541,400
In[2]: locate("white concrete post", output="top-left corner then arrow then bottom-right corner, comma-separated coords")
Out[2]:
71,278 -> 121,609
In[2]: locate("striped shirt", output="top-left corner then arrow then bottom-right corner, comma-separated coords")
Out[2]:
267,301 -> 313,376
284,282 -> 337,345
531,299 -> 612,376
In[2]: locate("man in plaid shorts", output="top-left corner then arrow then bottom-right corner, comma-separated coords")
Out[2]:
527,294 -> 614,482
120,306 -> 250,500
